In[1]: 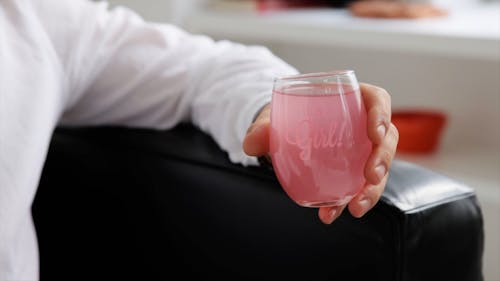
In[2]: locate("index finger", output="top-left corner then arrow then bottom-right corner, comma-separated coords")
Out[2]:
360,83 -> 392,145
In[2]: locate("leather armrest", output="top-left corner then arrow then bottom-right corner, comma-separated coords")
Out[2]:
33,124 -> 484,280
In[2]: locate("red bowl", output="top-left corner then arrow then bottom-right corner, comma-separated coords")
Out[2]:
391,110 -> 447,154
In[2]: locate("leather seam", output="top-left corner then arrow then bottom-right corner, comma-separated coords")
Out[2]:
391,192 -> 477,214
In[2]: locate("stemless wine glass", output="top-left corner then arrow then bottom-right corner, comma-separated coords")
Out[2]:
270,70 -> 371,208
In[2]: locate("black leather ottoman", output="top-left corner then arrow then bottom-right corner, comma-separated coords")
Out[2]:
33,125 -> 484,280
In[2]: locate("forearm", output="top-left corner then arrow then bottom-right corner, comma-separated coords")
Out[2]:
186,41 -> 297,165
37,0 -> 298,165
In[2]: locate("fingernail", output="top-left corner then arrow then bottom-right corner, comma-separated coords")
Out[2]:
247,124 -> 259,136
357,197 -> 372,216
377,123 -> 387,140
324,208 -> 338,225
375,164 -> 387,182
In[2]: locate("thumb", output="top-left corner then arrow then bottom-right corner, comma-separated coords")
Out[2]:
243,104 -> 271,157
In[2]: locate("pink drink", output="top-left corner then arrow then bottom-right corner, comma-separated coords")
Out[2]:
270,83 -> 371,207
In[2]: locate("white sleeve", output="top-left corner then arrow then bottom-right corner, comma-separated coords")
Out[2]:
35,0 -> 298,165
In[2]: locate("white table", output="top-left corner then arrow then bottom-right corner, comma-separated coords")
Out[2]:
187,3 -> 500,60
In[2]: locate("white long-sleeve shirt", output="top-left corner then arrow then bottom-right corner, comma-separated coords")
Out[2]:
0,0 -> 297,279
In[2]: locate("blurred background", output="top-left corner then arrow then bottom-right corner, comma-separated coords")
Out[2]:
104,0 -> 499,279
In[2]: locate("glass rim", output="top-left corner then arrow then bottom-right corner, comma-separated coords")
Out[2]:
275,70 -> 355,82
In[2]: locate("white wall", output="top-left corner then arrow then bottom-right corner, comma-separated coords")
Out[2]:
268,43 -> 500,149
106,0 -> 206,24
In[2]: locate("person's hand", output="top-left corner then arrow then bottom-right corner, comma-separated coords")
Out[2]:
243,83 -> 399,224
